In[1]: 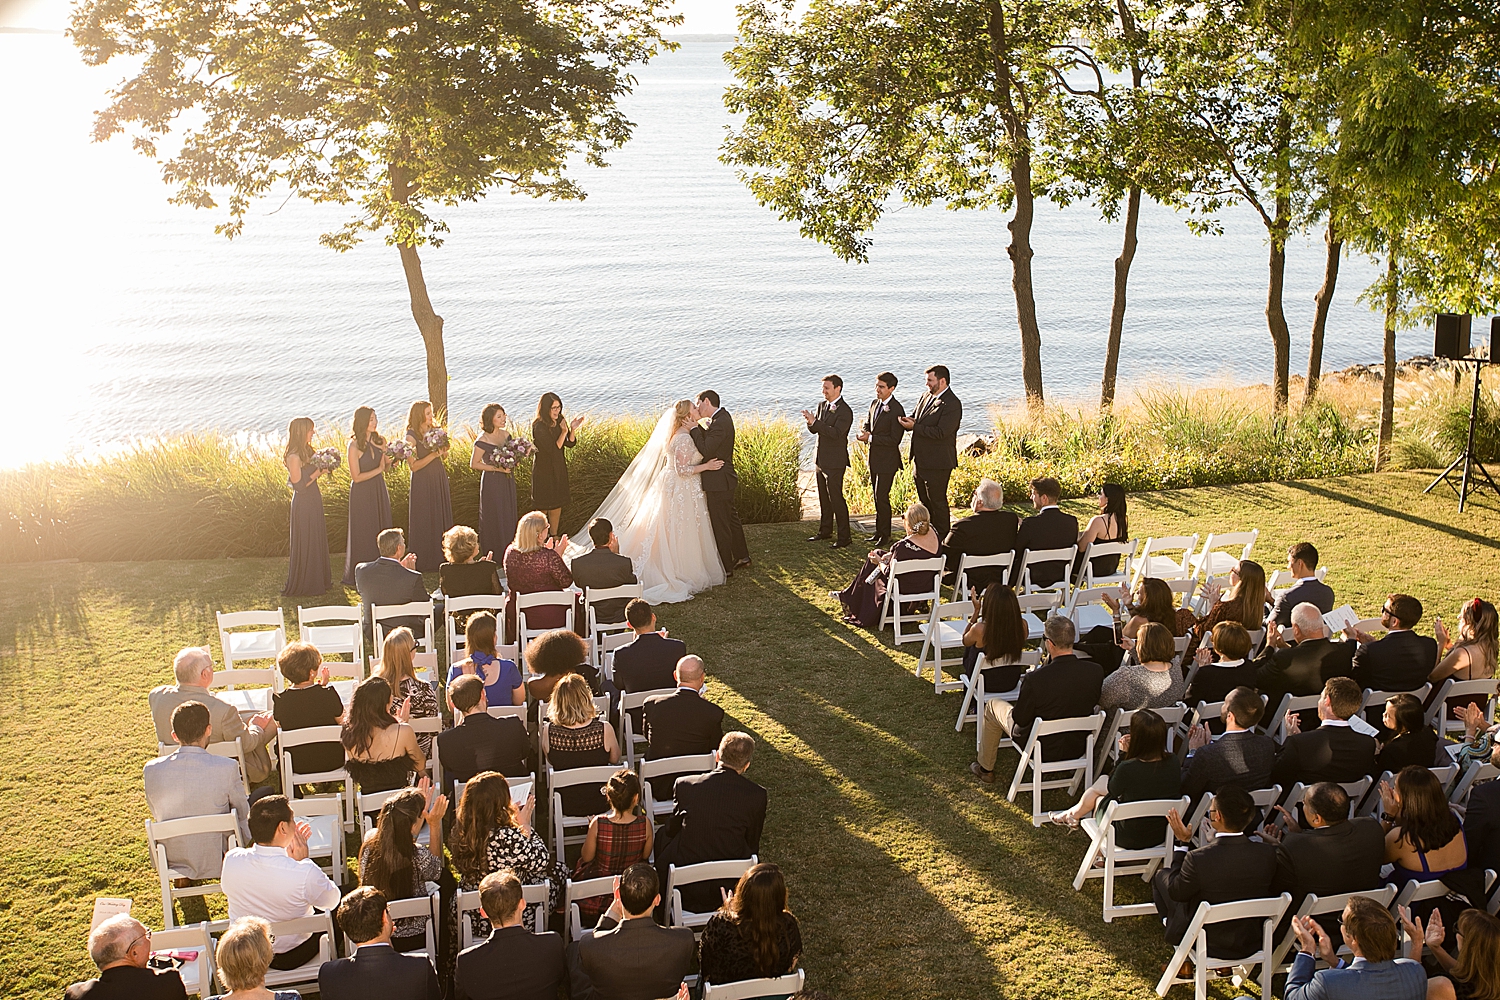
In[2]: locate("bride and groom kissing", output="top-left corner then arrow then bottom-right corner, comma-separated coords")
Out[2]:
570,390 -> 751,605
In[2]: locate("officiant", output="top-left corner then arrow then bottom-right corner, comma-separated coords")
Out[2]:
804,374 -> 854,549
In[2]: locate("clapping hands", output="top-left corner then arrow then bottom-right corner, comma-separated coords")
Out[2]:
1186,722 -> 1211,752
400,552 -> 418,570
395,696 -> 412,723
1165,807 -> 1193,843
1291,915 -> 1337,965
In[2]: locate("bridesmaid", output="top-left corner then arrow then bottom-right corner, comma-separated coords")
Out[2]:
406,400 -> 453,573
283,416 -> 332,596
531,392 -> 584,534
342,405 -> 394,586
471,402 -> 518,560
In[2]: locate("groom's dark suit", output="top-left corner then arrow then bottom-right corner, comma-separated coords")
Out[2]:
690,406 -> 749,570
862,395 -> 906,544
909,387 -> 962,538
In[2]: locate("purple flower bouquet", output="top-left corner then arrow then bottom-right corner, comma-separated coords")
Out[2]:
385,440 -> 413,464
423,427 -> 450,452
494,437 -> 535,471
308,447 -> 342,471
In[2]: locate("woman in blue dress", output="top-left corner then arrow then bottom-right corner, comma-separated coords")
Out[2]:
283,416 -> 331,596
405,400 -> 453,573
470,402 -> 519,560
342,405 -> 393,586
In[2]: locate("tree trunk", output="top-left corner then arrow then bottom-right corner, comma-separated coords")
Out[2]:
1266,191 -> 1292,413
1376,247 -> 1398,470
398,243 -> 449,418
1303,217 -> 1341,405
1101,184 -> 1141,410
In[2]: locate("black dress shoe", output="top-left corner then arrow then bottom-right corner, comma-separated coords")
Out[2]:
734,557 -> 752,570
831,539 -> 852,549
807,534 -> 832,542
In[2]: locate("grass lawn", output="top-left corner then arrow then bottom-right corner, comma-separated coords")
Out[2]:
3,470 -> 1498,999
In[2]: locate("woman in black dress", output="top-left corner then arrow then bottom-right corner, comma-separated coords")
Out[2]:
283,416 -> 332,596
470,402 -> 519,559
343,405 -> 393,586
531,392 -> 584,535
406,400 -> 453,573
1073,482 -> 1128,583
699,862 -> 802,988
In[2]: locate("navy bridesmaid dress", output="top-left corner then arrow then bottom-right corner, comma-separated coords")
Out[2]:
342,441 -> 393,586
475,439 -> 519,558
284,465 -> 332,596
407,432 -> 453,573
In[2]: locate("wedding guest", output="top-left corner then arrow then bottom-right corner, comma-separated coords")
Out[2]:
524,627 -> 606,703
1464,771 -> 1500,875
1432,597 -> 1499,689
570,517 -> 639,625
470,402 -> 520,560
451,772 -> 567,936
374,627 -> 439,758
857,371 -> 906,546
1102,577 -> 1197,643
544,673 -> 621,816
405,400 -> 453,573
446,612 -> 524,708
357,785 -> 446,952
576,864 -> 696,1000
1183,559 -> 1267,660
1284,897 -> 1425,1000
437,524 -> 502,601
613,599 -> 686,696
354,527 -> 428,646
1253,602 -> 1355,713
898,365 -> 962,538
1045,709 -> 1180,849
1376,693 -> 1440,773
438,675 -> 531,791
1099,622 -> 1187,714
454,870 -> 566,1000
1072,482 -> 1128,583
656,733 -> 768,913
343,406 -> 394,587
573,769 -> 654,926
1183,622 -> 1259,708
836,502 -> 943,628
204,917 -> 294,1000
282,415 -> 331,596
341,676 -> 424,793
1419,908 -> 1500,1000
699,863 -> 803,988
644,655 -> 725,762
1347,593 -> 1439,694
150,646 -> 277,787
961,583 -> 1027,696
1378,766 -> 1468,893
65,914 -> 187,1000
1264,783 -> 1385,934
319,887 -> 441,1000
1269,541 -> 1335,627
143,701 -> 252,881
272,642 -> 344,776
1009,477 -> 1078,589
942,478 -> 1018,594
804,373 -> 854,548
1180,687 -> 1275,807
504,511 -> 574,637
1270,676 -> 1378,788
531,391 -> 584,536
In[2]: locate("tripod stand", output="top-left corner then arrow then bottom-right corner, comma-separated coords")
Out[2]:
1423,357 -> 1500,512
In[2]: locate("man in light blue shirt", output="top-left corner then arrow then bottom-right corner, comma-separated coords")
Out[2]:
1286,895 -> 1426,1000
143,701 -> 251,880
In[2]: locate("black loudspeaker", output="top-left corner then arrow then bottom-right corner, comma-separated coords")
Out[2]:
1491,316 -> 1500,360
1435,313 -> 1472,359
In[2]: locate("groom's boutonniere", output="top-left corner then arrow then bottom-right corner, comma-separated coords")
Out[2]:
697,416 -> 711,429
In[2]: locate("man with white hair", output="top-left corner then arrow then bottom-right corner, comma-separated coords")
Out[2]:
942,477 -> 1019,595
1253,602 -> 1356,715
149,647 -> 277,786
65,914 -> 187,999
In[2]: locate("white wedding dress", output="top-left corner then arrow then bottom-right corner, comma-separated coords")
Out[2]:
567,409 -> 726,603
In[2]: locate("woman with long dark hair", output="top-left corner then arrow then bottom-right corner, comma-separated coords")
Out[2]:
343,405 -> 393,586
1074,483 -> 1128,582
405,400 -> 453,572
451,771 -> 567,937
282,416 -> 331,596
1046,709 -> 1179,848
1376,693 -> 1440,773
470,402 -> 520,559
1379,765 -> 1467,892
341,676 -> 424,793
1423,908 -> 1500,1000
699,862 -> 802,987
961,584 -> 1027,695
358,785 -> 446,952
531,392 -> 584,535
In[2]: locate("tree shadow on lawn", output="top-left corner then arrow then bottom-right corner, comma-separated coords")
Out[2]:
1285,480 -> 1500,551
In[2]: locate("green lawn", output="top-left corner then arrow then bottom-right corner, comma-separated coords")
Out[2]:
3,471 -> 1498,999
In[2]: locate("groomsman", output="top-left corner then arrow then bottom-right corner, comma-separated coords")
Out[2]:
900,365 -> 963,538
803,374 -> 854,548
858,372 -> 906,545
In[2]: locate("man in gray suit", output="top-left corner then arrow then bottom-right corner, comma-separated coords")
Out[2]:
354,528 -> 429,645
575,863 -> 694,1000
1286,896 -> 1426,1000
149,647 -> 278,786
143,701 -> 252,880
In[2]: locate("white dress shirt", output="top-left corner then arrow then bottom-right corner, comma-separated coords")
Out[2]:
222,843 -> 341,951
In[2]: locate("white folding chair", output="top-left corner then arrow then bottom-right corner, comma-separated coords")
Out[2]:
954,650 -> 1040,745
667,857 -> 758,931
1268,694 -> 1321,743
549,764 -> 624,860
1393,869 -> 1497,914
1189,530 -> 1258,582
146,811 -> 241,927
485,702 -> 530,729
297,604 -> 364,668
373,601 -> 437,654
517,591 -> 576,665
583,583 -> 645,667
1006,712 -> 1107,827
876,556 -> 945,645
567,875 -> 618,941
454,886 -> 541,948
1134,535 -> 1200,587
410,714 -> 443,786
1364,684 -> 1432,720
1155,893 -> 1290,1000
1079,538 -> 1138,589
702,970 -> 807,1000
157,738 -> 251,793
443,594 -> 509,669
1270,566 -> 1328,599
600,630 -> 637,684
253,913 -> 334,993
1073,796 -> 1191,921
1429,678 -> 1500,737
1016,592 -> 1062,640
1278,779 -> 1370,828
1165,579 -> 1198,612
620,688 -> 676,766
640,753 -> 719,825
915,600 -> 972,693
1451,762 -> 1500,806
344,890 -> 438,957
209,668 -> 277,715
1098,705 -> 1187,771
1184,785 -> 1283,847
290,795 -> 346,887
216,609 -> 287,671
1270,886 -> 1398,974
451,775 -> 532,813
149,921 -> 214,998
278,724 -> 353,830
1067,586 -> 1119,636
951,551 -> 1014,602
1016,546 -> 1078,601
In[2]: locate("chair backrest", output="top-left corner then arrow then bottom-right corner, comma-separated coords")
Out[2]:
953,550 -> 1015,598
1134,535 -> 1199,585
1431,679 -> 1500,729
1364,684 -> 1432,710
296,604 -> 363,661
548,764 -> 625,802
485,703 -> 529,729
567,874 -> 618,941
1080,538 -> 1138,588
1018,546 -> 1077,591
1185,892 -> 1290,950
1100,794 -> 1191,829
1165,579 -> 1198,609
702,970 -> 808,1000
620,688 -> 677,712
216,609 -> 287,669
584,583 -> 645,625
517,590 -> 574,611
258,913 -> 334,988
1025,711 -> 1107,764
210,668 -> 277,692
147,810 -> 242,850
278,725 -> 348,790
149,921 -> 214,997
640,753 -> 718,783
889,557 -> 945,601
373,601 -> 437,653
667,856 -> 758,923
1191,530 -> 1258,579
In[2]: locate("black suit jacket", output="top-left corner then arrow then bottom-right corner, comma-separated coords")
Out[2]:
1353,630 -> 1440,693
659,765 -> 768,867
1270,723 -> 1379,787
453,926 -> 565,1000
355,556 -> 430,639
1182,730 -> 1277,806
1273,818 -> 1386,905
809,396 -> 853,469
614,633 -> 686,695
1253,637 -> 1356,708
578,916 -> 696,1000
1162,835 -> 1281,959
1269,578 -> 1336,627
319,943 -> 441,1000
943,508 -> 1019,591
571,547 -> 639,625
1465,779 -> 1500,876
908,388 -> 962,471
644,688 -> 724,760
1010,507 -> 1079,588
66,966 -> 187,1000
1185,659 -> 1261,709
1011,653 -> 1104,760
689,407 -> 737,493
862,397 -> 907,474
438,713 -> 531,791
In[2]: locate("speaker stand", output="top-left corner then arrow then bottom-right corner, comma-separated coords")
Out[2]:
1423,358 -> 1500,512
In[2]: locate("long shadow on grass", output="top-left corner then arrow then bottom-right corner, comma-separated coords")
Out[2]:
1284,480 -> 1500,550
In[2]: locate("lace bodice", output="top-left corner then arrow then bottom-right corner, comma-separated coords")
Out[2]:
671,431 -> 703,477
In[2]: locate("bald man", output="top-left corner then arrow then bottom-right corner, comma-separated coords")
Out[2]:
66,914 -> 187,999
642,656 -> 726,796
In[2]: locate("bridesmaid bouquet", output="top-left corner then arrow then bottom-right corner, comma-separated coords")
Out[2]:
494,437 -> 535,471
384,440 -> 413,464
308,447 -> 342,471
423,427 -> 450,452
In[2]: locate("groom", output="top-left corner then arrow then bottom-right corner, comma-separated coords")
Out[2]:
690,390 -> 751,576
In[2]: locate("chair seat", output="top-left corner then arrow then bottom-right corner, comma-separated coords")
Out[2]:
917,620 -> 965,646
1073,605 -> 1114,633
218,688 -> 271,714
303,624 -> 356,650
227,632 -> 281,657
1197,551 -> 1241,575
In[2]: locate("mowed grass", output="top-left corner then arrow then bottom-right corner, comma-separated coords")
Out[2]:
2,471 -> 1498,999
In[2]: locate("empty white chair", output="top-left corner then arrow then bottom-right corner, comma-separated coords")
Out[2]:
216,609 -> 287,671
876,556 -> 945,645
1016,545 -> 1078,600
148,921 -> 214,997
516,591 -> 576,665
296,605 -> 364,668
1269,886 -> 1398,974
951,550 -> 1014,602
1154,893 -> 1291,1000
915,600 -> 971,693
257,912 -> 335,993
1006,712 -> 1107,827
567,875 -> 618,941
583,583 -> 645,667
640,753 -> 719,825
702,970 -> 807,1000
1079,538 -> 1138,589
1189,530 -> 1258,581
147,811 -> 242,927
667,857 -> 758,931
620,688 -> 676,766
373,601 -> 436,654
1067,586 -> 1119,636
1073,796 -> 1191,921
550,764 -> 625,859
1134,535 -> 1199,586
443,594 -> 509,668
1429,678 -> 1500,738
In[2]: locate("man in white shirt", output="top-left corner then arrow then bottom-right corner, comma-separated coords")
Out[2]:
221,795 -> 341,970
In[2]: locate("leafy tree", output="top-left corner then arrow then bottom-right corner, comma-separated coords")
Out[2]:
723,0 -> 1089,407
71,0 -> 679,417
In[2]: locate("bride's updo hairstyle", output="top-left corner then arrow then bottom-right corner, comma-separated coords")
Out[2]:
904,502 -> 932,537
672,399 -> 694,430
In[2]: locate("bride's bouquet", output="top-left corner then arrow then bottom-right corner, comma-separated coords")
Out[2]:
493,437 -> 535,471
307,447 -> 342,472
423,427 -> 450,452
384,440 -> 412,464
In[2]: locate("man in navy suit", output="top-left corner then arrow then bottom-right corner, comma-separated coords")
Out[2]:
1269,541 -> 1336,627
319,887 -> 440,1000
455,872 -> 566,1000
1347,593 -> 1440,694
858,371 -> 907,545
354,527 -> 429,645
899,364 -> 963,538
804,374 -> 855,548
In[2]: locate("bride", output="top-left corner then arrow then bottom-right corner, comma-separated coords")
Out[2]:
568,399 -> 726,603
